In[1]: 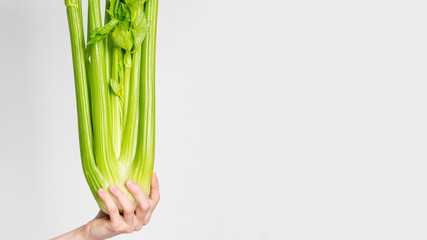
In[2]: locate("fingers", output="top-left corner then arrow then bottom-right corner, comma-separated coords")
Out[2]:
144,173 -> 161,225
98,176 -> 159,234
109,184 -> 135,227
150,173 -> 160,205
98,188 -> 121,224
126,179 -> 151,230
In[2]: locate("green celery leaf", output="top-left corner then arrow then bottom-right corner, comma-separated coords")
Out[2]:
133,14 -> 151,48
107,0 -> 117,18
111,25 -> 134,51
110,78 -> 124,101
87,18 -> 120,45
117,2 -> 131,22
124,51 -> 132,67
126,0 -> 147,21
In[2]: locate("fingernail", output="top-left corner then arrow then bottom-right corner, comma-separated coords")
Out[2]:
98,188 -> 105,195
127,180 -> 136,186
110,184 -> 118,191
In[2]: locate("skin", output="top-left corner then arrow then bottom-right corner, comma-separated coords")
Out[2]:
52,173 -> 160,240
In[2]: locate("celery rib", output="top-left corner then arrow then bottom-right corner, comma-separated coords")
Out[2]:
65,0 -> 108,211
131,0 -> 159,196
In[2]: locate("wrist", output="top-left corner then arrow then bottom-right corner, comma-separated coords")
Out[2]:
51,224 -> 91,240
79,223 -> 93,240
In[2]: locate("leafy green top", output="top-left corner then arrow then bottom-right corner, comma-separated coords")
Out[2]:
88,0 -> 151,52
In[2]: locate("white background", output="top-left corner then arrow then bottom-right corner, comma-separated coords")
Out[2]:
0,0 -> 426,239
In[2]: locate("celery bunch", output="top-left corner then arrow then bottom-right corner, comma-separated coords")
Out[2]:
64,0 -> 158,213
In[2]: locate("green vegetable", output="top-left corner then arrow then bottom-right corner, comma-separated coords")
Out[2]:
64,0 -> 159,213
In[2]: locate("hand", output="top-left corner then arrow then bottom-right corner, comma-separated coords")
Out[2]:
84,173 -> 160,240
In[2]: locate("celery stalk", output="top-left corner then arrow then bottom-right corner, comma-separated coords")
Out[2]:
65,0 -> 108,209
65,0 -> 159,213
131,0 -> 159,196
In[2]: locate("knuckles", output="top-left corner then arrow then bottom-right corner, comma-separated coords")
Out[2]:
134,224 -> 143,231
117,225 -> 134,234
124,226 -> 134,234
123,208 -> 135,215
109,222 -> 133,234
109,221 -> 121,230
108,206 -> 119,214
141,203 -> 151,211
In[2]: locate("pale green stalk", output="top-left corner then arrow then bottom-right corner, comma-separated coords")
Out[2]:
122,52 -> 132,125
65,0 -> 107,209
131,0 -> 159,196
104,0 -> 114,158
104,0 -> 111,93
119,3 -> 145,168
120,47 -> 141,167
111,47 -> 123,158
88,0 -> 121,185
